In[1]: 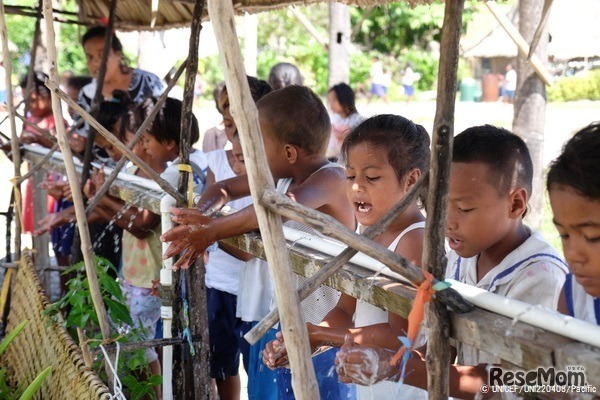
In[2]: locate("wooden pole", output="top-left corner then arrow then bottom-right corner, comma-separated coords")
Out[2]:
485,0 -> 552,86
426,1 -> 465,399
289,7 -> 328,51
172,1 -> 209,399
245,173 -> 429,344
41,0 -> 113,381
527,0 -> 553,60
80,0 -> 118,189
207,1 -> 319,398
0,0 -> 22,260
45,81 -> 186,203
17,143 -> 59,185
85,59 -> 188,215
24,3 -> 41,114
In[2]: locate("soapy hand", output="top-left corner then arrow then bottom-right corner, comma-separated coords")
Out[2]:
262,331 -> 290,370
335,337 -> 397,386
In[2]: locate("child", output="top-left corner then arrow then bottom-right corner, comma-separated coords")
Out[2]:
202,76 -> 271,400
335,125 -> 569,399
161,85 -> 356,399
326,83 -> 363,161
201,82 -> 228,153
263,114 -> 430,400
130,96 -> 208,194
547,122 -> 600,323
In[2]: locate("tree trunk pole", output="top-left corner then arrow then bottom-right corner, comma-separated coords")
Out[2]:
207,1 -> 319,399
0,0 -> 22,260
41,0 -> 113,381
328,2 -> 350,86
514,0 -> 548,231
172,1 -> 208,399
426,1 -> 465,399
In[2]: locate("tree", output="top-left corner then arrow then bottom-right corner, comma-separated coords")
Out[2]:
328,3 -> 350,87
514,0 -> 548,230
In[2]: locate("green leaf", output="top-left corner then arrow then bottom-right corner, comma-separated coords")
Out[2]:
0,321 -> 28,357
18,366 -> 51,400
100,275 -> 124,301
105,298 -> 133,326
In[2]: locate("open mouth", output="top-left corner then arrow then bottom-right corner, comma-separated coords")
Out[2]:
447,237 -> 464,250
355,201 -> 373,214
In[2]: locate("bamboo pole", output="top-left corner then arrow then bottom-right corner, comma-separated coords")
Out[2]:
24,3 -> 41,115
17,143 -> 59,185
259,189 -> 472,311
85,59 -> 188,215
41,0 -> 113,382
207,1 -> 319,398
80,0 -> 117,190
485,1 -> 552,85
527,0 -> 553,61
425,1 -> 465,399
172,1 -> 209,398
245,173 -> 429,344
0,0 -> 22,260
45,81 -> 186,203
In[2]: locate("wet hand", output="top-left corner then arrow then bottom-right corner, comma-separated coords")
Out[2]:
262,331 -> 289,370
33,212 -> 66,236
160,209 -> 215,269
335,339 -> 397,386
40,180 -> 68,200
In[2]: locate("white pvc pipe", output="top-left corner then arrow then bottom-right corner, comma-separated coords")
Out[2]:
280,226 -> 600,349
160,194 -> 176,400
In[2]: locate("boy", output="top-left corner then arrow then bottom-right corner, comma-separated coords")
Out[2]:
335,125 -> 568,398
161,85 -> 356,399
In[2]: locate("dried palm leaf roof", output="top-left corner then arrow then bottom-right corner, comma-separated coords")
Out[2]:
77,0 -> 426,31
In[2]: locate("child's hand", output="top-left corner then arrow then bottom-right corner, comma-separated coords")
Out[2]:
90,167 -> 106,189
335,339 -> 397,386
33,212 -> 67,236
83,178 -> 95,200
262,331 -> 289,370
160,207 -> 215,270
40,180 -> 68,200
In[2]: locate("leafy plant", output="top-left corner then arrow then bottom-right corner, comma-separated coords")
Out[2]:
547,69 -> 600,102
45,256 -> 160,400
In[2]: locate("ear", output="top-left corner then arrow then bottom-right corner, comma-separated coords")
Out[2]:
404,168 -> 422,191
165,139 -> 177,151
508,187 -> 528,219
284,144 -> 299,164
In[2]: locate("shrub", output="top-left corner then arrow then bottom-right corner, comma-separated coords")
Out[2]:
547,69 -> 600,102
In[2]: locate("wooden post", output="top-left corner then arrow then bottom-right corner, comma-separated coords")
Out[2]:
41,0 -> 113,382
44,81 -> 186,204
207,1 -> 319,398
0,0 -> 22,260
80,0 -> 117,189
85,59 -> 188,215
172,1 -> 209,399
527,0 -> 553,60
425,1 -> 465,399
245,173 -> 429,344
17,143 -> 59,185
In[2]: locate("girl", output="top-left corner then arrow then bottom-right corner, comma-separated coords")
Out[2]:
326,83 -> 363,160
264,114 -> 430,399
547,122 -> 600,324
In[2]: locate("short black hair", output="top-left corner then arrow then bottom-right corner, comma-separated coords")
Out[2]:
130,97 -> 199,146
257,85 -> 330,156
453,125 -> 533,196
547,122 -> 600,200
268,62 -> 304,90
19,71 -> 50,97
220,76 -> 272,111
341,114 -> 430,203
328,83 -> 358,116
82,25 -> 123,53
91,90 -> 132,142
66,75 -> 93,92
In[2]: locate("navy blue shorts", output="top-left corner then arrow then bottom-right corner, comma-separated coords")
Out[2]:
207,287 -> 241,379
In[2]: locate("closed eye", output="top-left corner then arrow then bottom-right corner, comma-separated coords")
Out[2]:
458,207 -> 475,213
366,176 -> 381,183
346,175 -> 355,181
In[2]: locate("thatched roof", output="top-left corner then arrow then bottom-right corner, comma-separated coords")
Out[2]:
77,0 -> 413,31
461,0 -> 600,60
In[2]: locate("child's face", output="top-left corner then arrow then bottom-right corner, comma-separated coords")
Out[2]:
124,130 -> 145,159
550,185 -> 600,297
218,93 -> 236,142
446,162 -> 517,259
231,136 -> 246,176
259,118 -> 289,180
327,91 -> 344,116
141,131 -> 173,164
345,142 -> 408,226
28,91 -> 52,118
95,134 -> 123,162
83,36 -> 122,80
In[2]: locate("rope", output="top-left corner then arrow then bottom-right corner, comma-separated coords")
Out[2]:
99,341 -> 127,400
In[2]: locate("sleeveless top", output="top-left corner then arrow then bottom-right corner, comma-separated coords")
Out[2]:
354,221 -> 428,400
273,163 -> 344,324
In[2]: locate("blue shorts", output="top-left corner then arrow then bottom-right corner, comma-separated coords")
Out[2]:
207,287 -> 241,379
370,83 -> 387,97
277,347 -> 356,400
51,198 -> 74,257
403,84 -> 415,96
247,325 -> 278,400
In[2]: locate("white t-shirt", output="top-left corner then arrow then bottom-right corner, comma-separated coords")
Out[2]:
505,69 -> 517,91
445,227 -> 568,366
204,149 -> 252,295
160,149 -> 208,195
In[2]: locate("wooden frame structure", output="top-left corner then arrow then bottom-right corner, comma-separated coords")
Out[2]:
1,0 -> 600,399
